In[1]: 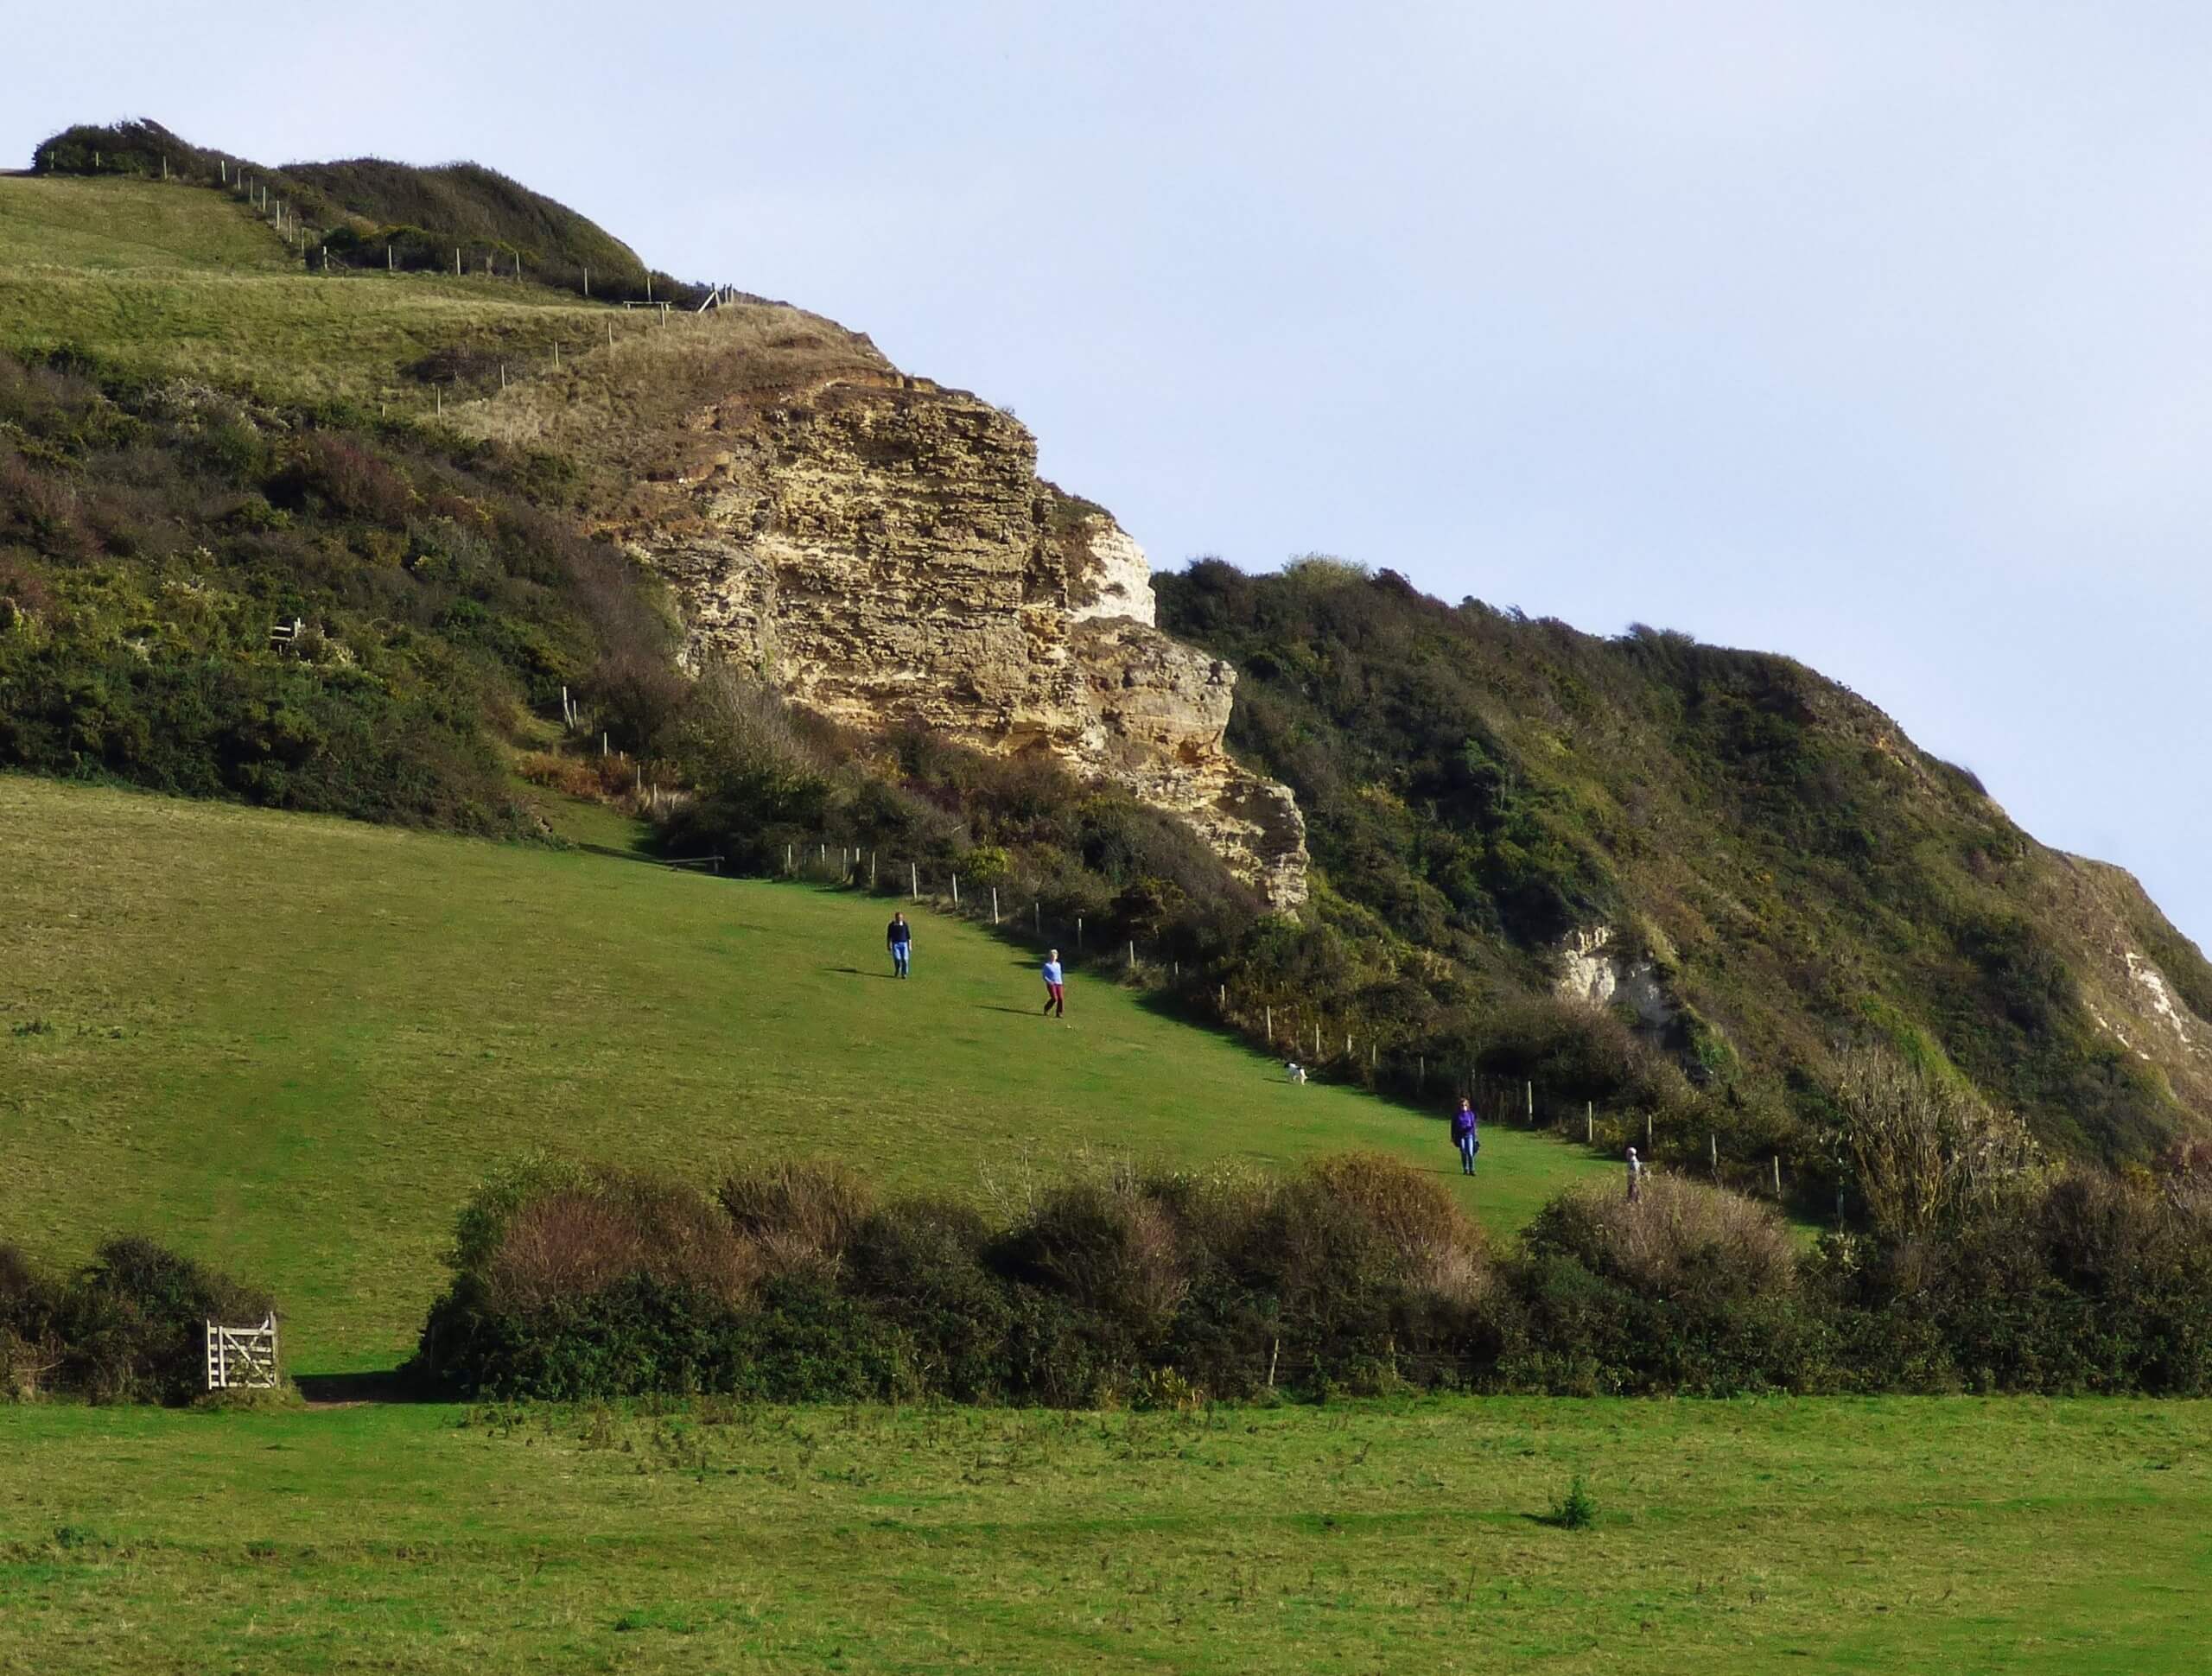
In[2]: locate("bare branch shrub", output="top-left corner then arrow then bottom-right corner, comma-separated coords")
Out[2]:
718,1160 -> 874,1281
1303,1152 -> 1494,1305
1834,1045 -> 2040,1239
486,1170 -> 756,1311
1529,1174 -> 1797,1302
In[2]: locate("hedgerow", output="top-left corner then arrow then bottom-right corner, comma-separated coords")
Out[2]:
410,1146 -> 2212,1403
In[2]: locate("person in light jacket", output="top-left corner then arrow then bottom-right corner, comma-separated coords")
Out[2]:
1041,949 -> 1065,1019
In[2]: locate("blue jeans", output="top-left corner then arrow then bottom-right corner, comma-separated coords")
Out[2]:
1458,1134 -> 1478,1175
892,943 -> 910,976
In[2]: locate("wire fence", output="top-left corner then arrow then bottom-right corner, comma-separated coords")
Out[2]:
764,837 -> 1815,1210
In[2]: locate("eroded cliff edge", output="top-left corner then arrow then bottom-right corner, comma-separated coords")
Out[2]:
602,365 -> 1308,906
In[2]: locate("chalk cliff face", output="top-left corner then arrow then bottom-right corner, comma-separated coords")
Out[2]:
627,376 -> 1308,905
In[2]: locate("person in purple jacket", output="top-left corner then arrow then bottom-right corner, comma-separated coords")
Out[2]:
1450,1097 -> 1480,1176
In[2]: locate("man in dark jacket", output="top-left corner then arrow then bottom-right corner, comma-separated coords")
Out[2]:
887,912 -> 912,979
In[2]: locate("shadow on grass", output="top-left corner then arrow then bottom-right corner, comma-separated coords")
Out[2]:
294,1369 -> 431,1406
825,965 -> 899,980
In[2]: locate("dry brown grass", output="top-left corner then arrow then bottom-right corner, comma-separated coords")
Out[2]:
449,300 -> 892,492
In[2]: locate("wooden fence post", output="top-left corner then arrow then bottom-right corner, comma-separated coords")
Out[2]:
1526,1082 -> 1534,1122
1264,1005 -> 1272,1044
1773,1156 -> 1783,1197
991,887 -> 999,924
910,862 -> 918,900
1586,1101 -> 1593,1144
950,873 -> 958,906
1710,1133 -> 1719,1178
1128,940 -> 1135,972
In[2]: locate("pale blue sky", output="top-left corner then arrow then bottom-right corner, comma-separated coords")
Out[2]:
10,3 -> 2209,946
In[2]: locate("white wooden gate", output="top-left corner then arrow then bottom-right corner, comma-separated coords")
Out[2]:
205,1315 -> 280,1391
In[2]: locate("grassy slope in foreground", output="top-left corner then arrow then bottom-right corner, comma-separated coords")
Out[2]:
3,1395 -> 2207,1674
0,778 -> 1608,1369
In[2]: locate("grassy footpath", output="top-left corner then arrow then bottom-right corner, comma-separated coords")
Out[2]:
2,1395 -> 2206,1673
0,778 -> 1610,1369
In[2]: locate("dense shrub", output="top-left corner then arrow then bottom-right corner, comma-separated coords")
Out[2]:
412,1148 -> 2212,1403
0,1237 -> 278,1405
0,352 -> 667,837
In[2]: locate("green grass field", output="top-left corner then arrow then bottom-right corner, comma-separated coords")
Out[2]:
0,175 -> 623,411
0,777 -> 1611,1370
3,1393 -> 2207,1673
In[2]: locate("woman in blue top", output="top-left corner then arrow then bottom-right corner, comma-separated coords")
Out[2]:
1450,1098 -> 1479,1176
1041,949 -> 1065,1018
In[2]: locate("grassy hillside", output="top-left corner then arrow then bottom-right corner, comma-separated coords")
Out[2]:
1157,561 -> 2212,1165
0,777 -> 1609,1368
7,136 -> 2205,1184
30,117 -> 688,303
4,1395 -> 2207,1673
0,175 -> 616,411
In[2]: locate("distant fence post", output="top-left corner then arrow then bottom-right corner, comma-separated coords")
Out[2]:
950,873 -> 959,906
1264,1005 -> 1272,1044
1586,1101 -> 1593,1144
1525,1082 -> 1533,1123
1128,940 -> 1136,972
910,862 -> 918,900
991,887 -> 999,924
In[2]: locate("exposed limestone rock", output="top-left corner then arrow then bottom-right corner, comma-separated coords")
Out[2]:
2126,951 -> 2194,1047
627,378 -> 1307,905
1554,925 -> 1676,1029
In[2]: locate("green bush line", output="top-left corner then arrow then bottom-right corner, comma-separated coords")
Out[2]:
412,1151 -> 2212,1404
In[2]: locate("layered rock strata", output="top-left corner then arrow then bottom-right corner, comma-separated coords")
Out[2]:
632,378 -> 1308,905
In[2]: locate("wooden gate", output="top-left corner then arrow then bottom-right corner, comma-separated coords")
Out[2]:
205,1315 -> 279,1391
